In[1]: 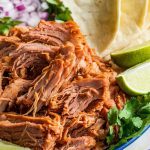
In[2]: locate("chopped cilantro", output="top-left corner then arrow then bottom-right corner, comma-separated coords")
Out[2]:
108,107 -> 119,125
47,0 -> 59,5
131,117 -> 143,128
0,17 -> 21,36
107,93 -> 150,150
106,126 -> 115,144
46,0 -> 72,21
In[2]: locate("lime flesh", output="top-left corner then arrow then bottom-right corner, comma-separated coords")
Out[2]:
111,41 -> 150,68
116,60 -> 150,95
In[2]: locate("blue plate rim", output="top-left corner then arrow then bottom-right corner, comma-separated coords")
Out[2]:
116,126 -> 150,150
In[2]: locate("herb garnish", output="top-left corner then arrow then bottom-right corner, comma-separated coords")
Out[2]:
107,93 -> 150,150
46,0 -> 72,21
0,17 -> 21,35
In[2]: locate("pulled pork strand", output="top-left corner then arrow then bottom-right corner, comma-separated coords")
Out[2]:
0,21 -> 126,150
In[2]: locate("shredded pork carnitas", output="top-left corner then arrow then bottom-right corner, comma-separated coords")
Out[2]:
0,21 -> 126,150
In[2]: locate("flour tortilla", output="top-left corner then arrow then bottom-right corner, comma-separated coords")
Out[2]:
63,0 -> 150,56
62,0 -> 120,54
101,0 -> 150,56
121,0 -> 148,28
144,0 -> 150,28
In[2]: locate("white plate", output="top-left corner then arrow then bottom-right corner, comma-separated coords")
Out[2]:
116,126 -> 150,150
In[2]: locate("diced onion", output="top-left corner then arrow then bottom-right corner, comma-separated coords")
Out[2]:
0,0 -> 50,26
26,5 -> 36,12
28,12 -> 41,26
39,12 -> 49,20
19,13 -> 30,22
5,12 -> 9,16
16,4 -> 26,11
0,7 -> 4,11
41,2 -> 49,10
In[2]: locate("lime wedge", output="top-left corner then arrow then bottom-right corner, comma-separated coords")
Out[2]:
116,60 -> 150,95
111,41 -> 150,68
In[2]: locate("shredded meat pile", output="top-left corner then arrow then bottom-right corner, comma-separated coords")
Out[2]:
0,21 -> 126,150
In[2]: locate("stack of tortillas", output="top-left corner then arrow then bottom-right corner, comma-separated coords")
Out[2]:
62,0 -> 150,56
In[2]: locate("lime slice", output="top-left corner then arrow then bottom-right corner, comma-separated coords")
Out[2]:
116,60 -> 150,95
111,41 -> 150,68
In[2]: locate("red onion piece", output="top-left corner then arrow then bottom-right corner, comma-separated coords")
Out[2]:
26,5 -> 36,12
0,6 -> 4,11
5,11 -> 9,16
39,12 -> 49,20
41,2 -> 49,10
16,4 -> 25,11
28,12 -> 40,26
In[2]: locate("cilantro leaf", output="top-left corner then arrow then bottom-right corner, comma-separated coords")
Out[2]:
108,107 -> 119,125
46,0 -> 72,21
47,0 -> 59,5
131,117 -> 143,129
107,126 -> 114,144
119,97 -> 137,119
118,126 -> 123,138
107,93 -> 150,149
0,17 -> 21,35
138,103 -> 150,115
